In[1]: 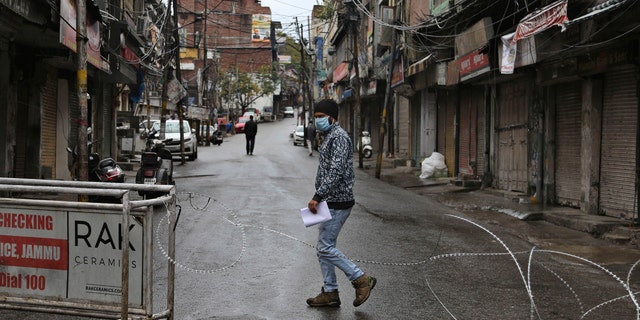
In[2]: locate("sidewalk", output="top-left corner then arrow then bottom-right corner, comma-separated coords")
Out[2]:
358,155 -> 640,249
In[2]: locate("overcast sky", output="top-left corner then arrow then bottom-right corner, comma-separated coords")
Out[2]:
261,0 -> 320,36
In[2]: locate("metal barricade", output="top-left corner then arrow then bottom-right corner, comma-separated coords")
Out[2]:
0,178 -> 176,320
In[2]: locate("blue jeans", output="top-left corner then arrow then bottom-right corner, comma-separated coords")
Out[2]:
316,207 -> 363,292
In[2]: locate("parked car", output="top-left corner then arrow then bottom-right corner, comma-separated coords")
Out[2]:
283,106 -> 294,118
243,111 -> 258,121
145,120 -> 198,161
235,116 -> 251,133
244,108 -> 261,121
292,125 -> 305,146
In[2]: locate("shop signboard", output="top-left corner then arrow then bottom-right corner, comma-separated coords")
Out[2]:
0,207 -> 143,305
458,50 -> 490,82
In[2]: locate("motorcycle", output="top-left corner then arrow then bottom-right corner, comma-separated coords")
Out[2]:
67,142 -> 126,202
135,128 -> 175,199
211,129 -> 224,146
361,131 -> 373,159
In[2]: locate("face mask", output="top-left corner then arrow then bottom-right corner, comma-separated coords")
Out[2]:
315,117 -> 332,132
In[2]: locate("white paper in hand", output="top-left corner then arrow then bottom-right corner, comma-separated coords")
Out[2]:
300,201 -> 332,227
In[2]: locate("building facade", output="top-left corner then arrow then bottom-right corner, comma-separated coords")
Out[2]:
318,0 -> 640,219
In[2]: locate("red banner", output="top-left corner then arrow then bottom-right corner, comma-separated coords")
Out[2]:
514,0 -> 568,42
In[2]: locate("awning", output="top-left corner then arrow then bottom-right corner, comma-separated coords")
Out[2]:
564,0 -> 628,26
406,54 -> 433,77
333,62 -> 349,83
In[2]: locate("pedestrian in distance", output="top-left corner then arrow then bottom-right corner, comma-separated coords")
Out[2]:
306,120 -> 316,156
244,115 -> 258,155
306,99 -> 376,308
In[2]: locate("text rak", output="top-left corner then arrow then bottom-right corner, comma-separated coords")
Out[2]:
74,221 -> 137,251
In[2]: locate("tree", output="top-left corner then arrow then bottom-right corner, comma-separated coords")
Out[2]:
218,65 -> 276,116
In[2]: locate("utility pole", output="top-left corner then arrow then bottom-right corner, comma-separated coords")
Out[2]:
347,2 -> 364,169
173,0 -> 186,164
76,0 -> 88,183
203,0 -> 211,146
375,5 -> 399,178
297,20 -> 308,142
159,1 -> 173,141
307,15 -> 314,115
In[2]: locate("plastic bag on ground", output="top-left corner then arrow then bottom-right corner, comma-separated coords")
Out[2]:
420,152 -> 448,179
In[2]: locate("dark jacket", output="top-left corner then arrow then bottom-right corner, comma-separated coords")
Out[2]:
306,125 -> 316,141
244,119 -> 258,136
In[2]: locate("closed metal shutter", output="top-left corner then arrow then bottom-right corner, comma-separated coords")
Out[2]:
41,72 -> 57,179
436,89 -> 456,176
496,78 -> 529,192
459,89 -> 472,175
437,91 -> 446,156
476,86 -> 485,177
555,81 -> 582,207
599,68 -> 638,219
398,94 -> 410,158
458,86 -> 483,176
419,90 -> 436,159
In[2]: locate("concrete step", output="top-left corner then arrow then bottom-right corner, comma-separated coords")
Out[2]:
453,179 -> 481,189
602,233 -> 631,245
602,226 -> 640,245
543,210 -> 625,236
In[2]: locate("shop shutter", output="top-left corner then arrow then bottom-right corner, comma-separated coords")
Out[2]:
496,78 -> 529,192
459,89 -> 472,175
419,90 -> 436,159
437,91 -> 446,156
458,86 -> 483,176
599,68 -> 638,219
398,94 -> 410,157
445,91 -> 456,176
41,73 -> 58,179
555,81 -> 582,207
475,86 -> 485,177
436,89 -> 456,177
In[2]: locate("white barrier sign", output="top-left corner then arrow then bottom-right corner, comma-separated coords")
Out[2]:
0,207 -> 144,305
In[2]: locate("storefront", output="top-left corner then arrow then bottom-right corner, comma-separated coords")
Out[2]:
495,77 -> 531,193
553,81 -> 582,207
458,85 -> 486,177
599,67 -> 639,219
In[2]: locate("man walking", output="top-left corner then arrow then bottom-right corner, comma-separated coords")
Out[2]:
306,120 -> 316,156
306,99 -> 376,308
244,115 -> 258,155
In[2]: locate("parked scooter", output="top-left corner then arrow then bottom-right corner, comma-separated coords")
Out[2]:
361,131 -> 373,159
135,128 -> 174,199
211,129 -> 224,146
67,141 -> 126,202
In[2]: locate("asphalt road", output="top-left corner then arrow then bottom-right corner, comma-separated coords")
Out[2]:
3,118 -> 640,319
